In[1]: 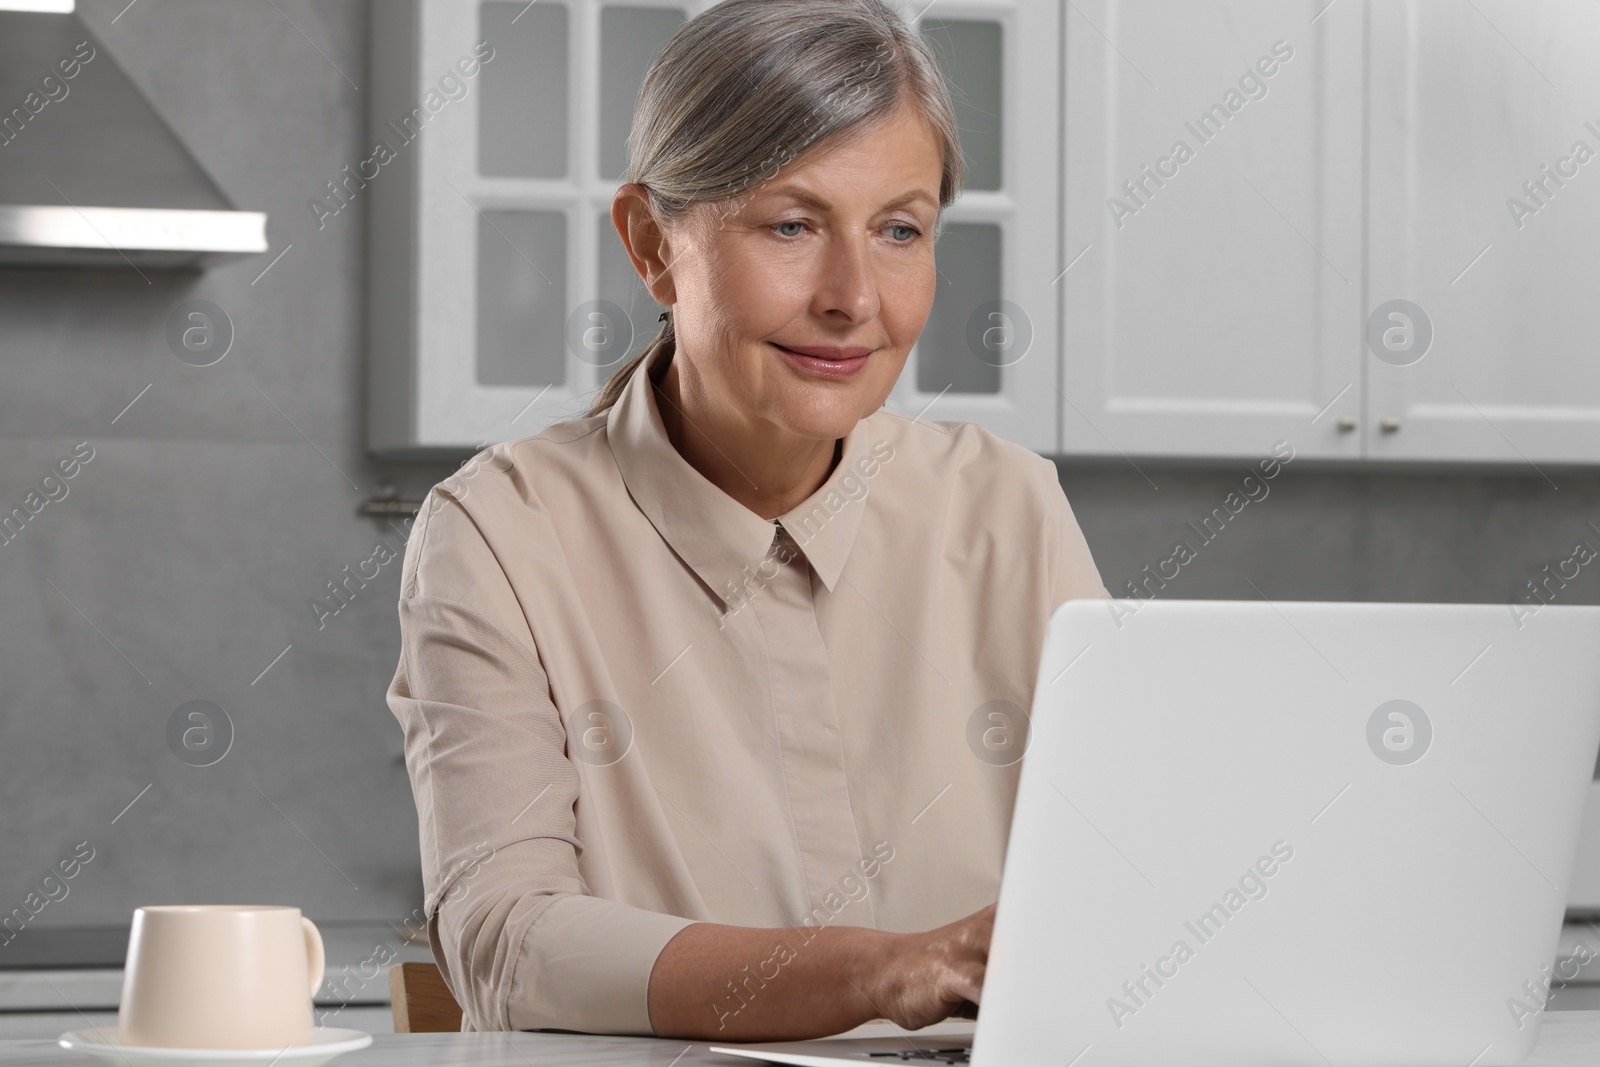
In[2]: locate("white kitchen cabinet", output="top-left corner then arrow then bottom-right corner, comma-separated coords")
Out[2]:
368,0 -> 1058,456
1061,0 -> 1600,467
1366,0 -> 1600,467
1061,0 -> 1365,462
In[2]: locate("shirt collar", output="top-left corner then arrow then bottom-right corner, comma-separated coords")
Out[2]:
606,342 -> 874,603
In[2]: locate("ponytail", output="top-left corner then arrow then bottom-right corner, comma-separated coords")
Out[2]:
583,311 -> 674,418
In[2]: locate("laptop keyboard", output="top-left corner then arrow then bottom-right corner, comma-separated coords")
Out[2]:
862,1047 -> 972,1064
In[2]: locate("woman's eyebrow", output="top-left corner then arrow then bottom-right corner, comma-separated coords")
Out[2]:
761,184 -> 938,212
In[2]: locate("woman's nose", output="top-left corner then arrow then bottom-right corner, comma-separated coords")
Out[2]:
815,237 -> 880,322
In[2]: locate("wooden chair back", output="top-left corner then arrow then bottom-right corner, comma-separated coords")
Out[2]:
388,961 -> 464,1033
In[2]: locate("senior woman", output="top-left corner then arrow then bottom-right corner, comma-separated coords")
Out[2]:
387,0 -> 1109,1043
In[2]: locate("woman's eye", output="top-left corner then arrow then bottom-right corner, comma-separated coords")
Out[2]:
771,220 -> 920,241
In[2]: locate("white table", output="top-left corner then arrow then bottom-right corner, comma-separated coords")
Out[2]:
7,1013 -> 1600,1066
0,1029 -> 750,1066
0,1018 -> 976,1066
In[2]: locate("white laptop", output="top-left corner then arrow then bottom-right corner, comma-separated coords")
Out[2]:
713,599 -> 1600,1067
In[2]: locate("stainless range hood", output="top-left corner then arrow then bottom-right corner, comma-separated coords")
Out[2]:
0,3 -> 267,268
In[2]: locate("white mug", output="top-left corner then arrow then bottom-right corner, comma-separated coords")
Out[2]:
117,905 -> 325,1049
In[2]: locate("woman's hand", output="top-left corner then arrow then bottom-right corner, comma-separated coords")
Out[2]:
855,903 -> 995,1030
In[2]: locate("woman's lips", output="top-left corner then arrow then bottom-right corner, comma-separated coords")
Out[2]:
771,342 -> 871,380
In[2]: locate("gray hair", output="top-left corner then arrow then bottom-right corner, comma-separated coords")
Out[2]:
583,0 -> 965,418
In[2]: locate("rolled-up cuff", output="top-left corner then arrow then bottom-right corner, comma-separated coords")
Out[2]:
506,893 -> 698,1035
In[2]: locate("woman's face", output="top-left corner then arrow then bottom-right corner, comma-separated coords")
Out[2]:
661,100 -> 943,443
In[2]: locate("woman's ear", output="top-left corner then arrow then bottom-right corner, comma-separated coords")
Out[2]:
611,184 -> 679,308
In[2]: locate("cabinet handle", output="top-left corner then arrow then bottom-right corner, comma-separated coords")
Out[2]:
1336,416 -> 1357,432
1381,417 -> 1402,433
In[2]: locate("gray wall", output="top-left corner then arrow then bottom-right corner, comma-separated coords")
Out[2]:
2,0 -> 1597,936
0,0 -> 449,932
1063,458 -> 1600,607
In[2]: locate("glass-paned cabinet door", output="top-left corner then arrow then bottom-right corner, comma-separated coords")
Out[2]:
474,209 -> 567,387
478,1 -> 567,179
368,0 -> 690,456
884,0 -> 1061,453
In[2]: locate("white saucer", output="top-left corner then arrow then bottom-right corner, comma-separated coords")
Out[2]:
58,1027 -> 372,1067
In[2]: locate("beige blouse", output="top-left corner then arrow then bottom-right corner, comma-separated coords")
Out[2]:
385,342 -> 1110,1036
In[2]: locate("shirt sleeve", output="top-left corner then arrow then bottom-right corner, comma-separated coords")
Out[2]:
386,487 -> 696,1035
1038,456 -> 1112,606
